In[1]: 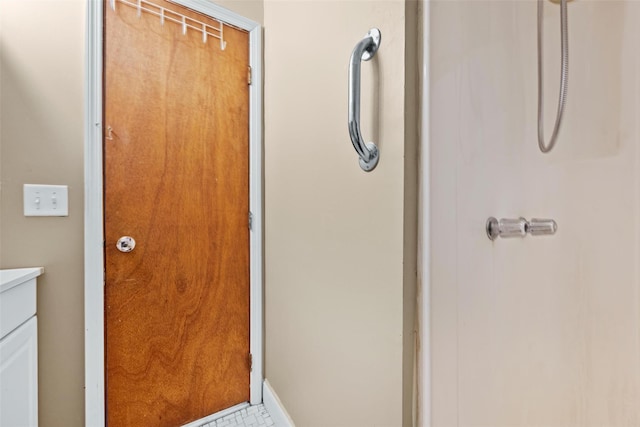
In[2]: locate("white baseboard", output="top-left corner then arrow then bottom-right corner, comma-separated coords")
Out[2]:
263,379 -> 295,427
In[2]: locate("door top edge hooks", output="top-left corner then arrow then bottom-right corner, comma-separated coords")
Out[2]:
109,0 -> 227,50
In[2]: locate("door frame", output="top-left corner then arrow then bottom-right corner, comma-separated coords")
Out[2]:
83,1 -> 263,424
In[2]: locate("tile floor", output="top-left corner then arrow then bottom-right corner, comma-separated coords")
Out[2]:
201,404 -> 274,427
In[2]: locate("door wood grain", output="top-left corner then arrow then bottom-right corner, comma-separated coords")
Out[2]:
104,2 -> 250,425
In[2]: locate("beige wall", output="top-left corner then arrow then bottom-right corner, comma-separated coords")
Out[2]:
0,1 -> 86,426
430,1 -> 640,425
263,1 -> 417,425
215,0 -> 263,24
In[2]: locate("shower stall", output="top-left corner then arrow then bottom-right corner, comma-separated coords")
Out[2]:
424,0 -> 640,425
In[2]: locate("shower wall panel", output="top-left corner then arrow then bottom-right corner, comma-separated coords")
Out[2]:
430,1 -> 640,426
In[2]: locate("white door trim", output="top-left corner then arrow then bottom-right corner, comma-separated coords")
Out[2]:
419,1 -> 431,426
84,1 -> 263,424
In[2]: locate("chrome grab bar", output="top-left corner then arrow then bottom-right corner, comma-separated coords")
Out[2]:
486,217 -> 557,241
348,28 -> 381,172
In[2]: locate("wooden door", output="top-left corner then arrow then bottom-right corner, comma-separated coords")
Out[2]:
104,2 -> 250,426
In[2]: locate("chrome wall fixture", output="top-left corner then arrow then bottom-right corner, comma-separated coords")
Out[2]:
486,217 -> 557,241
348,28 -> 381,172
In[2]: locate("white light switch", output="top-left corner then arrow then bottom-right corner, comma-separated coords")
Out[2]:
23,184 -> 69,217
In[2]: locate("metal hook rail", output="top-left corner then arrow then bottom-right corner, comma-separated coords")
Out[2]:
348,29 -> 381,172
110,0 -> 227,50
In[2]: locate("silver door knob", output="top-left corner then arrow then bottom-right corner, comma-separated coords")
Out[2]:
116,236 -> 136,252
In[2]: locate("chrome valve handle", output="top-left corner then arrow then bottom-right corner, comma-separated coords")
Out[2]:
486,217 -> 557,241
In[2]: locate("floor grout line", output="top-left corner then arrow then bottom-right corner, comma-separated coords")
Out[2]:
201,404 -> 274,427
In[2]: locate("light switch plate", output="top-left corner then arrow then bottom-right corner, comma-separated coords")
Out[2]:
23,184 -> 69,217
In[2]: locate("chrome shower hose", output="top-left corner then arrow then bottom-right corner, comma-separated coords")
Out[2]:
537,0 -> 569,153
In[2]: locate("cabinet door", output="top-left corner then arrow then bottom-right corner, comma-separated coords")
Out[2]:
0,317 -> 38,427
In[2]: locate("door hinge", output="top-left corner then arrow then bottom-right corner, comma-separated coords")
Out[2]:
249,353 -> 253,372
249,211 -> 253,231
248,66 -> 252,85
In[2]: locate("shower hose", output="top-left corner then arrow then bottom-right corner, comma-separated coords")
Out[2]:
537,0 -> 569,153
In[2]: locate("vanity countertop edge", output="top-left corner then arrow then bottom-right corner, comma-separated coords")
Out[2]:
0,267 -> 44,294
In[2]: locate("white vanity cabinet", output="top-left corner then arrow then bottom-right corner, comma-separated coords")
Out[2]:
0,267 -> 43,427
